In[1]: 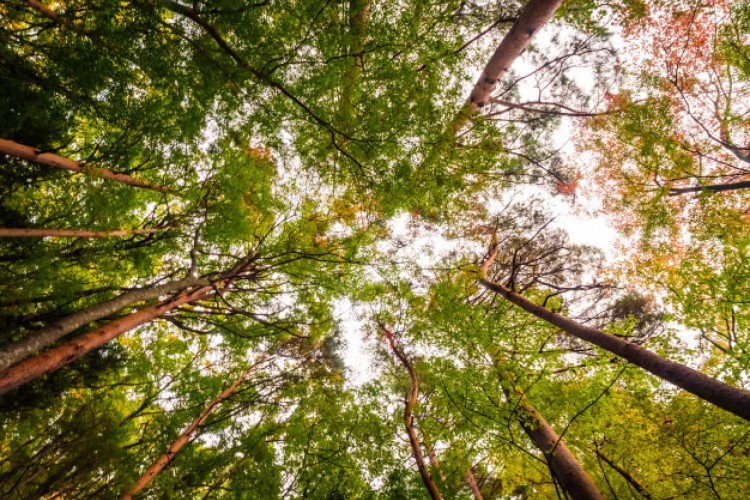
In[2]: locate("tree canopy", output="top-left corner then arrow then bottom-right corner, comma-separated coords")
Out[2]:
1,0 -> 749,498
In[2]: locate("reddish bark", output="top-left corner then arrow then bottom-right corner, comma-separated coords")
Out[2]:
0,138 -> 169,192
0,276 -> 208,372
0,285 -> 214,396
382,325 -> 443,500
120,352 -> 269,499
466,468 -> 484,500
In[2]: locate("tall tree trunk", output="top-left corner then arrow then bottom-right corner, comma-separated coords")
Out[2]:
381,326 -> 443,500
466,468 -> 484,500
120,351 -> 269,499
497,368 -> 604,500
0,228 -> 164,238
668,179 -> 750,196
337,0 -> 370,132
420,430 -> 446,483
479,275 -> 750,421
424,0 -> 564,170
0,138 -> 169,192
451,0 -> 564,134
0,285 -> 214,396
0,276 -> 208,372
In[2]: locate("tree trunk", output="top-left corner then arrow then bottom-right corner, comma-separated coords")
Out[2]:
0,276 -> 208,372
466,468 -> 484,500
451,0 -> 564,133
668,179 -> 750,196
337,0 -> 370,130
426,443 -> 447,483
0,138 -> 169,192
498,374 -> 604,499
0,285 -> 214,396
480,277 -> 750,421
0,228 -> 163,238
382,326 -> 443,500
423,0 -> 564,170
120,351 -> 268,499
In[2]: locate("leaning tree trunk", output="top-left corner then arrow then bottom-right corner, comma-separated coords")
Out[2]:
496,367 -> 604,500
120,351 -> 269,499
0,284 -> 215,395
0,275 -> 209,372
480,276 -> 750,421
0,138 -> 169,192
466,468 -> 484,500
382,326 -> 443,500
424,0 -> 564,168
450,0 -> 565,134
0,228 -> 164,238
668,179 -> 750,196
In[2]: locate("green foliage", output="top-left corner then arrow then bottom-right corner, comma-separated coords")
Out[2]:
0,0 -> 748,498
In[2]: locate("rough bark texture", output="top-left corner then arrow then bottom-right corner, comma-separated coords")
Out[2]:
0,138 -> 169,192
0,276 -> 208,372
452,0 -> 565,133
0,285 -> 214,395
120,352 -> 268,499
507,389 -> 604,499
383,327 -> 443,500
0,228 -> 163,238
480,277 -> 750,421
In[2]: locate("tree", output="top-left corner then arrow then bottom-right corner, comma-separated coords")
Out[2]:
382,324 -> 444,500
2,0 -> 749,497
480,243 -> 750,421
120,350 -> 270,499
0,138 -> 170,192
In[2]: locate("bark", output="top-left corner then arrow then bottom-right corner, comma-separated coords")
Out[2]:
427,444 -> 447,483
504,387 -> 604,498
668,179 -> 750,196
338,0 -> 370,125
382,326 -> 443,500
120,352 -> 268,499
479,274 -> 750,421
25,0 -> 93,34
593,448 -> 654,500
466,468 -> 484,500
0,285 -> 214,396
0,138 -> 169,192
0,228 -> 163,238
451,0 -> 565,133
0,276 -> 208,372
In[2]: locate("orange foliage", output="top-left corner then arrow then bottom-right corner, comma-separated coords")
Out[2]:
555,179 -> 578,195
245,146 -> 274,162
